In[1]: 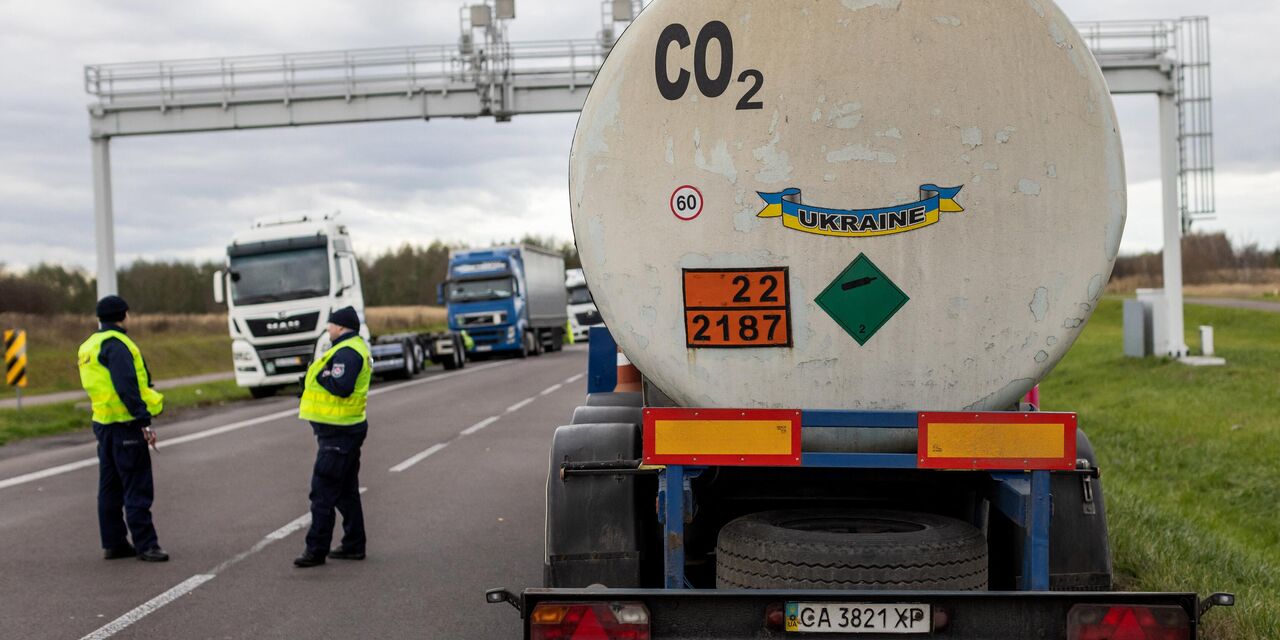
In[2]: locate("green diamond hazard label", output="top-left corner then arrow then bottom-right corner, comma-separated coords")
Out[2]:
814,254 -> 909,346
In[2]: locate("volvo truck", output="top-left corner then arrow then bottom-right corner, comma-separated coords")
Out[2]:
566,268 -> 602,342
213,215 -> 367,398
443,246 -> 568,357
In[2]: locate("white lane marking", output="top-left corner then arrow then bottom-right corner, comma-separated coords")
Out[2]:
539,383 -> 563,396
81,486 -> 369,640
0,361 -> 510,492
389,443 -> 448,473
564,373 -> 584,384
460,416 -> 500,436
0,458 -> 99,491
506,397 -> 535,413
80,574 -> 216,640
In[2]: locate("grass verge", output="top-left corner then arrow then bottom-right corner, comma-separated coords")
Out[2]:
1041,299 -> 1280,637
0,380 -> 249,446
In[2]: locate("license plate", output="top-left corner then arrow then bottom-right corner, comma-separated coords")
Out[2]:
275,356 -> 303,367
475,345 -> 492,352
786,603 -> 930,634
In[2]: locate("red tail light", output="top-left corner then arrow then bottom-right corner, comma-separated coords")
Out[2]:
530,602 -> 651,640
1067,604 -> 1191,640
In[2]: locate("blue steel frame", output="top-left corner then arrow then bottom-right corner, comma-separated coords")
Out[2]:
584,327 -> 1053,592
655,410 -> 1053,591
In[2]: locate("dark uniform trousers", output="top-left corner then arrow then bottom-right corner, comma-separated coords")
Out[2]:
306,423 -> 368,556
93,422 -> 158,551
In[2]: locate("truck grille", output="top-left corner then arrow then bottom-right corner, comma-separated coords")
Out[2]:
255,340 -> 315,375
458,312 -> 505,327
245,312 -> 320,338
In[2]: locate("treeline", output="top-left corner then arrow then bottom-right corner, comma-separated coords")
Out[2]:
0,236 -> 581,315
1112,232 -> 1279,286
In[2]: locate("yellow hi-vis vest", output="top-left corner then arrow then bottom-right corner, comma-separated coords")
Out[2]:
298,337 -> 372,425
78,330 -> 165,425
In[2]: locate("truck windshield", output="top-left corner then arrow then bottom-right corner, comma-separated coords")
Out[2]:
568,285 -> 593,305
448,277 -> 515,302
229,247 -> 331,305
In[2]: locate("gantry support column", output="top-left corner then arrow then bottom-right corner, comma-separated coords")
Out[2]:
91,136 -> 118,298
1157,92 -> 1186,357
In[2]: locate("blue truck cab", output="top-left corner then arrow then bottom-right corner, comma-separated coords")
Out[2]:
443,245 -> 568,358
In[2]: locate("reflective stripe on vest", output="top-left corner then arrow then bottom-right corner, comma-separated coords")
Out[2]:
298,337 -> 372,426
77,330 -> 165,425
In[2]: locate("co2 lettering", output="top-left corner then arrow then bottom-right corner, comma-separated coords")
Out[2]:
655,22 -> 764,110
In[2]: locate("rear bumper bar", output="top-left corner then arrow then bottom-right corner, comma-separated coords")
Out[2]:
511,588 -> 1205,639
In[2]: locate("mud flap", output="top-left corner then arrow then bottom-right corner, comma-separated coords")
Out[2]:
544,422 -> 646,588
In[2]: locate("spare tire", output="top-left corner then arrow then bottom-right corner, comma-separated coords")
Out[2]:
716,509 -> 987,591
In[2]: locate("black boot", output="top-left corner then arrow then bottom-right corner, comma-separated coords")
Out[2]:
329,548 -> 366,560
137,547 -> 170,562
293,551 -> 326,568
104,545 -> 137,560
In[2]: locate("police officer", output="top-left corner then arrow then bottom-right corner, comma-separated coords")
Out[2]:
294,306 -> 371,568
78,295 -> 169,562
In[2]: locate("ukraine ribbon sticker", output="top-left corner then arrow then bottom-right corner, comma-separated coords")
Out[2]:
757,184 -> 964,238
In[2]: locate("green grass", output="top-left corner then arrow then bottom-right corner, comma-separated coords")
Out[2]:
0,313 -> 232,399
1040,299 -> 1280,637
0,380 -> 249,446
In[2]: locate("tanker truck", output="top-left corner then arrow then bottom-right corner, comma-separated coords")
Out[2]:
485,1 -> 1232,637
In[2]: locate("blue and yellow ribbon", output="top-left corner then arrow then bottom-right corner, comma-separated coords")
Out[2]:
757,184 -> 963,238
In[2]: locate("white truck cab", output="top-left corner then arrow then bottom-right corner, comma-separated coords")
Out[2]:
213,214 -> 368,398
565,268 -> 601,342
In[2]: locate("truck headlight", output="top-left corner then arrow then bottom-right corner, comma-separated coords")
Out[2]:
506,326 -> 516,341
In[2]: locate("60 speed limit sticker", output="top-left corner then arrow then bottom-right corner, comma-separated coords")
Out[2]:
670,185 -> 704,221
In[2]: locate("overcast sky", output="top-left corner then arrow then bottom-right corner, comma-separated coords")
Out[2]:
1,0 -> 1277,272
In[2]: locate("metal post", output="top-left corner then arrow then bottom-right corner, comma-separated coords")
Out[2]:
1158,92 -> 1186,357
1023,470 -> 1051,591
660,465 -> 686,589
91,136 -> 118,298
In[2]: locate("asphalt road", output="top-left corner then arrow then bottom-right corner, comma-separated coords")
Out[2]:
0,346 -> 591,639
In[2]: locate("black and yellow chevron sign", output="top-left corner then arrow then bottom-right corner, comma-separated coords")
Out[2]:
4,329 -> 27,388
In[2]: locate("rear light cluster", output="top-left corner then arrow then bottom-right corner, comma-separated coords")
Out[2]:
1068,604 -> 1191,640
530,602 -> 651,640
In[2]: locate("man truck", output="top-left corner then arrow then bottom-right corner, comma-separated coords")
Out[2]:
443,246 -> 568,358
213,215 -> 465,397
566,268 -> 602,342
486,1 -> 1233,637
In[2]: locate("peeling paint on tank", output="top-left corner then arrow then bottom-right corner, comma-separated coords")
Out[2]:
824,174 -> 836,182
695,134 -> 739,183
1034,350 -> 1049,363
811,107 -> 822,123
1029,287 -> 1049,322
1046,335 -> 1058,346
840,0 -> 901,12
829,102 -> 864,130
996,126 -> 1017,143
1018,179 -> 1042,196
664,137 -> 674,165
753,118 -> 794,184
1088,274 -> 1105,301
961,127 -> 983,149
933,16 -> 961,26
1046,163 -> 1058,178
1026,0 -> 1046,18
877,127 -> 903,139
983,162 -> 999,171
1063,317 -> 1084,329
587,216 -> 607,267
826,144 -> 896,164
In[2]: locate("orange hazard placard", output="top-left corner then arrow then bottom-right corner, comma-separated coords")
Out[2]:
683,268 -> 791,348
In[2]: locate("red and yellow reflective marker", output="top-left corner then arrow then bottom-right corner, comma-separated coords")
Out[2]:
917,412 -> 1077,470
643,408 -> 802,467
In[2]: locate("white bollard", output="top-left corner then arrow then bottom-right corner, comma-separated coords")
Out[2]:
1199,325 -> 1215,357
